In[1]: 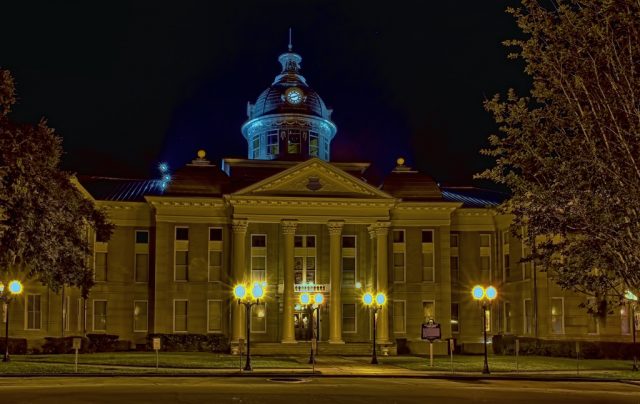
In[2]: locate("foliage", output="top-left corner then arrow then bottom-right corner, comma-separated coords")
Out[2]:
86,334 -> 120,352
0,337 -> 27,355
146,333 -> 230,353
41,336 -> 90,354
477,0 -> 640,313
0,69 -> 113,297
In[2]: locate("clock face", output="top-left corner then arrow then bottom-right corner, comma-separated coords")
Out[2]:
285,87 -> 303,105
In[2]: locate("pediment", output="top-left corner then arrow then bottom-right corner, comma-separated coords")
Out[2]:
233,158 -> 393,199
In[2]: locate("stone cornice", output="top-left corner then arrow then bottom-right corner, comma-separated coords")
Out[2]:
227,196 -> 396,208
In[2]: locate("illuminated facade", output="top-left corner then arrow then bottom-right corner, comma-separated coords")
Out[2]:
8,45 -> 637,354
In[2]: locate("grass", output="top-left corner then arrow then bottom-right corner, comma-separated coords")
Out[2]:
361,354 -> 640,379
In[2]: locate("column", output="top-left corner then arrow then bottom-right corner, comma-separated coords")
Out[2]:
367,225 -> 377,291
281,219 -> 298,343
231,219 -> 248,344
375,221 -> 391,344
328,220 -> 345,343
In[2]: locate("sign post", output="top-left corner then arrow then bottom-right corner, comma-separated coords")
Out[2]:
421,320 -> 441,368
72,337 -> 82,373
152,337 -> 161,371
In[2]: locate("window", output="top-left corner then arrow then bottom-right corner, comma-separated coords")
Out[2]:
422,301 -> 435,323
94,252 -> 107,282
392,230 -> 405,283
422,230 -> 435,282
504,301 -> 512,334
342,257 -> 356,287
267,130 -> 279,156
133,301 -> 148,332
342,303 -> 356,333
175,227 -> 189,281
450,233 -> 459,282
524,299 -> 533,334
93,300 -> 107,331
209,228 -> 222,241
63,295 -> 70,331
621,304 -> 631,335
294,235 -> 316,284
393,253 -> 405,283
251,136 -> 260,158
208,227 -> 223,282
341,235 -> 357,287
251,235 -> 266,247
341,235 -> 356,248
26,294 -> 41,330
135,253 -> 149,283
551,297 -> 564,334
321,137 -> 330,160
309,131 -> 319,156
251,303 -> 266,333
175,251 -> 189,281
173,300 -> 188,332
135,230 -> 149,244
480,234 -> 491,281
287,131 -> 300,154
175,227 -> 189,241
393,301 -> 406,334
451,303 -> 460,333
587,298 -> 599,334
208,300 -> 223,333
502,231 -> 510,281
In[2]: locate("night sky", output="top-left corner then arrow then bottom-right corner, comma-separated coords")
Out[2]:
3,1 -> 526,186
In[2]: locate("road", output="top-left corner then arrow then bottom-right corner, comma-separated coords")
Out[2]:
0,377 -> 637,404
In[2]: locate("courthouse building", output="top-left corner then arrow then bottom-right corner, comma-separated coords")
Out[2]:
9,44 -> 637,354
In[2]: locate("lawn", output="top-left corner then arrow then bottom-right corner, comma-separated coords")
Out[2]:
361,354 -> 640,379
0,352 -> 310,374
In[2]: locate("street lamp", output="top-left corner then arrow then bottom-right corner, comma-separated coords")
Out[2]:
299,292 -> 324,364
625,290 -> 638,371
0,280 -> 23,362
472,284 -> 497,374
233,282 -> 265,371
362,291 -> 386,364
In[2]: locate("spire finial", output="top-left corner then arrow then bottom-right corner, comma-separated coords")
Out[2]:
288,27 -> 292,52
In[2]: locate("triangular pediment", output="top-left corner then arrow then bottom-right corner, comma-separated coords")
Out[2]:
233,158 -> 394,199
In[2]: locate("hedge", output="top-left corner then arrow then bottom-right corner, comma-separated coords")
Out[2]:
42,334 -> 119,353
146,334 -> 229,353
0,337 -> 27,355
492,334 -> 640,359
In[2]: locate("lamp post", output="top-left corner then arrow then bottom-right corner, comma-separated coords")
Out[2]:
362,291 -> 386,365
625,291 -> 638,371
1,280 -> 23,363
472,285 -> 497,374
300,292 -> 324,364
233,282 -> 265,372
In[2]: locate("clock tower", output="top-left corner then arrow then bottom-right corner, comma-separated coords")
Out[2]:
241,42 -> 337,161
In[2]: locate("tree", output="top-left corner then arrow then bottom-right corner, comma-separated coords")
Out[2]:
478,0 -> 640,313
0,69 -> 113,298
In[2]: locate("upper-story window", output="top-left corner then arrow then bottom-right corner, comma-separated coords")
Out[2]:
421,230 -> 435,282
288,130 -> 301,154
252,136 -> 260,158
309,131 -> 319,157
341,235 -> 357,287
392,230 -> 406,283
266,130 -> 279,156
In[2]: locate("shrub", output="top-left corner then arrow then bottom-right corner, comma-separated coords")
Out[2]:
86,334 -> 119,353
146,334 -> 229,353
0,338 -> 27,355
42,336 -> 89,354
396,338 -> 410,355
491,334 -> 640,359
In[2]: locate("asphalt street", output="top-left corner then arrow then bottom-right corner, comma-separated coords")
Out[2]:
0,377 -> 637,404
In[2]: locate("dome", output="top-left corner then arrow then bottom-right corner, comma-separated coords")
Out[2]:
246,52 -> 333,120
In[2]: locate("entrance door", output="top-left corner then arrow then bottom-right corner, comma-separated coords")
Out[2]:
294,310 -> 313,341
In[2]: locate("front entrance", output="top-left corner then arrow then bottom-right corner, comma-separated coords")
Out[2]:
294,310 -> 313,341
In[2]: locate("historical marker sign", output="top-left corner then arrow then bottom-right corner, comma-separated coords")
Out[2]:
421,321 -> 441,341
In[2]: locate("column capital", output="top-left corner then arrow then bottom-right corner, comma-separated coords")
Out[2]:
368,225 -> 377,239
281,219 -> 298,235
232,219 -> 248,234
374,221 -> 391,236
327,220 -> 345,236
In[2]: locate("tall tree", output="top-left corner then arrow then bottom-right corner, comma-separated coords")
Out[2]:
0,69 -> 112,297
478,0 -> 640,313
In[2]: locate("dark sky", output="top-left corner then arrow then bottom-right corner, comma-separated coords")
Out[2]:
2,1 -> 526,186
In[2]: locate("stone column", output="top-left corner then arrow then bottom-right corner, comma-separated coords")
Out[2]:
328,220 -> 345,344
281,219 -> 298,343
367,225 -> 377,291
375,221 -> 391,344
231,219 -> 248,344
